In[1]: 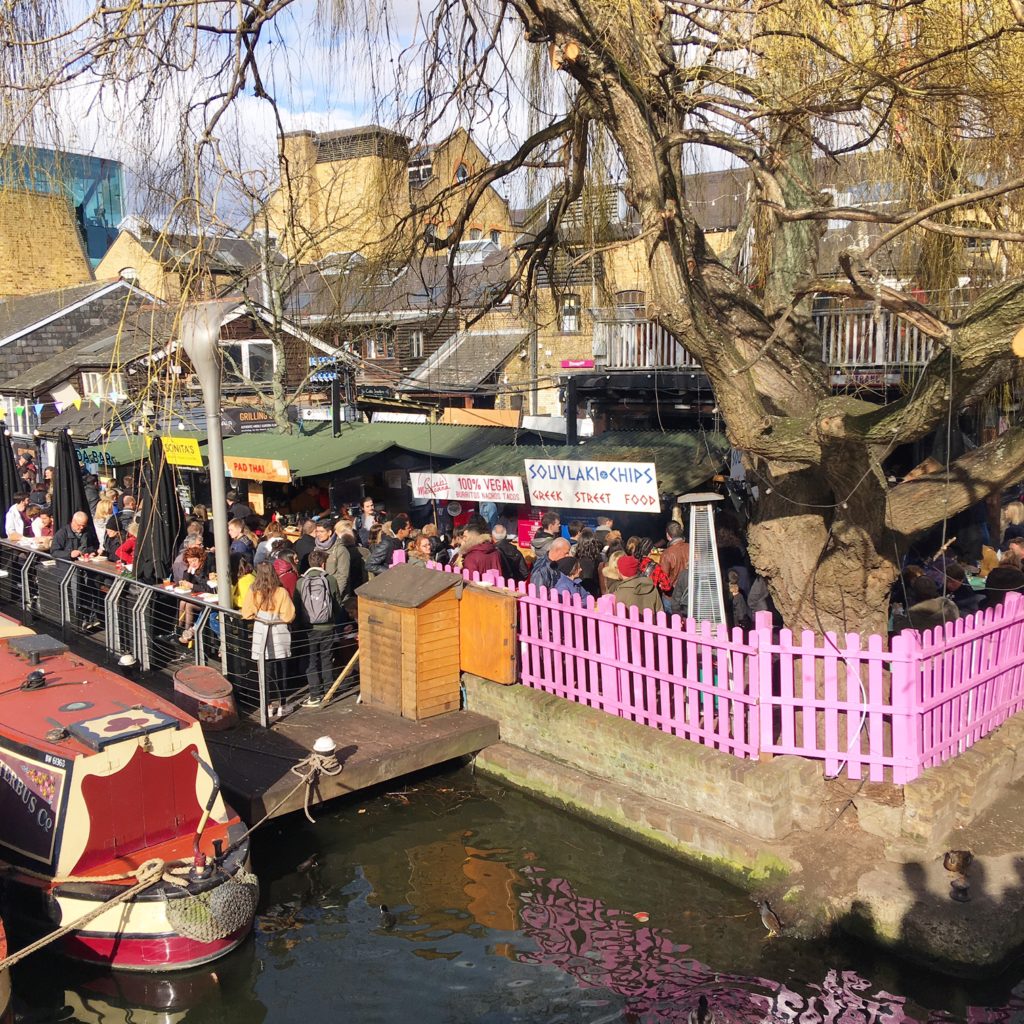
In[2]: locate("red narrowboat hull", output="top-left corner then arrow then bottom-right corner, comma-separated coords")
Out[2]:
62,924 -> 249,971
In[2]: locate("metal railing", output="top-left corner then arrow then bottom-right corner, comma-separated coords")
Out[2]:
0,541 -> 358,728
593,320 -> 700,370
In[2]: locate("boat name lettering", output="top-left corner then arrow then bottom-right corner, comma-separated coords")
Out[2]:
0,762 -> 53,831
43,753 -> 66,768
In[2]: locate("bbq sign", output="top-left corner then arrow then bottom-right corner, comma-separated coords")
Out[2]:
0,745 -> 66,864
523,459 -> 660,512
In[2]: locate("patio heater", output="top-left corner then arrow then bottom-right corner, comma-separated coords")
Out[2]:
678,492 -> 725,625
179,299 -> 239,614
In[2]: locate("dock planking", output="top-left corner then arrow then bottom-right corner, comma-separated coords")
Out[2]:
204,691 -> 499,822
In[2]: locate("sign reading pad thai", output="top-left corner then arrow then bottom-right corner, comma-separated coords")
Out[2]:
409,472 -> 525,504
523,458 -> 660,511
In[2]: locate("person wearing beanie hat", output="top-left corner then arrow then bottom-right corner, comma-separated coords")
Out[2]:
613,554 -> 662,614
100,514 -> 125,561
553,555 -> 589,602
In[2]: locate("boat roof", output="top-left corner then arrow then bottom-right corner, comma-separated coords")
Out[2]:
0,637 -> 193,759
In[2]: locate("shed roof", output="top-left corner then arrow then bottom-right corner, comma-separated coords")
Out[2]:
400,328 -> 526,391
356,561 -> 460,607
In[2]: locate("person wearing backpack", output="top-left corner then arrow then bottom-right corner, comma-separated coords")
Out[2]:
295,548 -> 340,708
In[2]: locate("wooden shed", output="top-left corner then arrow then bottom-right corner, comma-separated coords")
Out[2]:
356,564 -> 462,720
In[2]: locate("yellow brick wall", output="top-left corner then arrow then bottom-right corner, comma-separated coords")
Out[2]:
266,138 -> 412,261
415,130 -> 512,246
0,190 -> 93,297
95,232 -> 176,300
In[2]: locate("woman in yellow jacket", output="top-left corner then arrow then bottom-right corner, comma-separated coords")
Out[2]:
242,562 -> 296,701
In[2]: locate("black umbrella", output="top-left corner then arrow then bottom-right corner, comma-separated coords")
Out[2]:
134,435 -> 184,584
0,431 -> 19,537
51,429 -> 90,531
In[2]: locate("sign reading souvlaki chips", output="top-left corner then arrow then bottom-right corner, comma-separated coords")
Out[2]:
523,458 -> 660,511
409,472 -> 526,504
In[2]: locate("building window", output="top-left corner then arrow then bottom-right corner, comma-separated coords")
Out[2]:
408,160 -> 432,184
362,329 -> 396,360
490,229 -> 500,245
455,163 -> 469,183
81,371 -> 126,399
410,330 -> 425,359
468,228 -> 482,240
560,294 -> 581,333
2,398 -> 30,437
222,341 -> 276,385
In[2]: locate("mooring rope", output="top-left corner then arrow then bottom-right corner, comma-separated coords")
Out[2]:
0,858 -> 166,971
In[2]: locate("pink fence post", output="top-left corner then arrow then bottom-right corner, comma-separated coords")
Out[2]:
753,611 -> 773,761
595,594 -> 621,713
890,631 -> 921,784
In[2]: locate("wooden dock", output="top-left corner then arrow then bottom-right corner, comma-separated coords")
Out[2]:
204,692 -> 499,822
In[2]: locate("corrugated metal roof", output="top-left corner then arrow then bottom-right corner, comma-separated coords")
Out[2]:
445,431 -> 729,497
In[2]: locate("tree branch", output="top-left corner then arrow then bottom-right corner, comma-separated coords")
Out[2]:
885,428 -> 1024,536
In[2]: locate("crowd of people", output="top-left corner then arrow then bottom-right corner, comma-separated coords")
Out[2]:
18,441 -> 1024,712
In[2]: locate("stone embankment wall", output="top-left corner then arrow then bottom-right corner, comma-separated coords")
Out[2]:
465,673 -> 1024,974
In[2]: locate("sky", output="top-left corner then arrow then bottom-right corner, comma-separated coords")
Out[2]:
14,0 -> 563,225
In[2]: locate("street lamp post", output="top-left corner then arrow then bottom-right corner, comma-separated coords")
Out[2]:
179,300 -> 239,615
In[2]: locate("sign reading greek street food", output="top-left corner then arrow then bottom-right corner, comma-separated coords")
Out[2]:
161,435 -> 204,468
0,744 -> 67,865
410,472 -> 525,504
223,455 -> 291,484
523,458 -> 660,511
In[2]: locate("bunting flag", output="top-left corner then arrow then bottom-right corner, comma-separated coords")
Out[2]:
13,406 -> 23,416
72,399 -> 81,411
54,402 -> 64,415
33,403 -> 43,418
91,396 -> 102,408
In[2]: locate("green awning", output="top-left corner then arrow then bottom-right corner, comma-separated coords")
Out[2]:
92,432 -> 207,468
218,423 -> 517,479
444,431 -> 729,498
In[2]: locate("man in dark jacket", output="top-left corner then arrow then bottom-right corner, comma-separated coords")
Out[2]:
492,524 -> 528,582
531,536 -> 570,592
531,512 -> 562,560
83,475 -> 101,515
51,511 -> 101,629
366,517 -> 411,575
293,517 -> 316,572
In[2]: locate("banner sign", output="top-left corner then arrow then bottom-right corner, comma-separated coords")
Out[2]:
524,459 -> 660,512
223,455 -> 291,484
161,436 -> 204,468
410,472 -> 525,504
220,407 -> 298,436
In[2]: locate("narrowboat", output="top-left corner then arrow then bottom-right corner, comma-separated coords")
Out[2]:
0,629 -> 257,971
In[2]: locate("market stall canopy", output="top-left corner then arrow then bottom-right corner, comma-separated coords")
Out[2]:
444,430 -> 730,498
218,422 -> 518,479
97,432 -> 207,469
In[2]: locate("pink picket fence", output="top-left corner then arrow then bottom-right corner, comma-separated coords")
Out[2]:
399,553 -> 1024,784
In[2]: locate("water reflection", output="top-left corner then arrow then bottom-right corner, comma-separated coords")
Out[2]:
13,772 -> 1024,1023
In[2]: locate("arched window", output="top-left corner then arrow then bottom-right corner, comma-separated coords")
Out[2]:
468,228 -> 482,240
489,229 -> 500,245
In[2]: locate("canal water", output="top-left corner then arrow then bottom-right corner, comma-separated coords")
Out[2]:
11,766 -> 1024,1023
